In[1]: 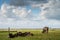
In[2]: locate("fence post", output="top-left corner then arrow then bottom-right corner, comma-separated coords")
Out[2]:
8,27 -> 11,40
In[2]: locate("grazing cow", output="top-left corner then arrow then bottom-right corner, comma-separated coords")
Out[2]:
30,33 -> 34,36
17,32 -> 23,36
14,33 -> 19,37
19,32 -> 30,37
24,32 -> 30,36
9,33 -> 15,38
42,27 -> 49,33
24,32 -> 34,36
18,32 -> 34,37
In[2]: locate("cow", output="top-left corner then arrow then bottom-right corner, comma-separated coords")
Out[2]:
9,33 -> 15,38
42,27 -> 49,33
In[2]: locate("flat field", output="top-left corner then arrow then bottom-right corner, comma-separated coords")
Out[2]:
0,29 -> 60,40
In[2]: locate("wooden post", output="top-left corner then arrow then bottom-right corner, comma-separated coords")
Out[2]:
8,27 -> 11,40
8,27 -> 10,34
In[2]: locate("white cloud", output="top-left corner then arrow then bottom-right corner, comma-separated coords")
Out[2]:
13,8 -> 31,18
31,0 -> 60,20
1,0 -> 60,21
40,0 -> 60,20
0,3 -> 32,21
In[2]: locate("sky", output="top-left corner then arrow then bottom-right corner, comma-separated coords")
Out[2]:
0,0 -> 60,29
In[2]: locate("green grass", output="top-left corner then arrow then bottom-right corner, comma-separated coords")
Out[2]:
0,30 -> 60,40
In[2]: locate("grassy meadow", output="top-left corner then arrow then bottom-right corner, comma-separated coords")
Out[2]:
0,29 -> 60,40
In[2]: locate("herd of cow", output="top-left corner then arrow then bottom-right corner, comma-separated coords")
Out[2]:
9,32 -> 34,38
9,27 -> 49,38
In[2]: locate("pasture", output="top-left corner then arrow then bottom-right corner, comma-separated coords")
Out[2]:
0,29 -> 60,40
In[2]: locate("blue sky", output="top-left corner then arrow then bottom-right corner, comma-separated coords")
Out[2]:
0,0 -> 3,8
0,0 -> 9,8
0,0 -> 60,29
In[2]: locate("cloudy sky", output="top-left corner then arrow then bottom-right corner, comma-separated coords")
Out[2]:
0,0 -> 60,29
